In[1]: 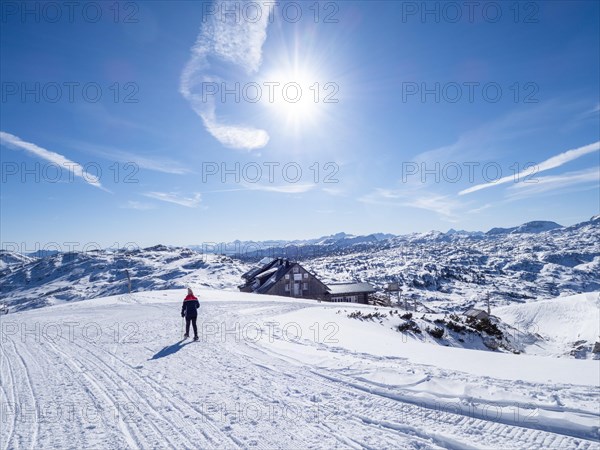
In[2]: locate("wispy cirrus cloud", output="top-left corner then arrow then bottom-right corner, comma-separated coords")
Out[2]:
180,0 -> 273,150
411,102 -> 560,165
121,200 -> 156,210
322,187 -> 345,196
0,131 -> 107,191
199,99 -> 269,150
506,167 -> 599,200
359,188 -> 465,220
459,141 -> 600,195
411,101 -> 594,168
243,183 -> 316,194
143,192 -> 202,208
69,141 -> 191,175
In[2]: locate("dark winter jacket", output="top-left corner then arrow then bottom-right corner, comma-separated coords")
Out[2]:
181,294 -> 199,318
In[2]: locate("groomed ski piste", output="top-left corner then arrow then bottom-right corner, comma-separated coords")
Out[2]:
1,289 -> 599,449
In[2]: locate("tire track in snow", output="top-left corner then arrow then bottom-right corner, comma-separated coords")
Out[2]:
236,301 -> 600,447
237,340 -> 452,449
65,303 -> 244,448
148,302 -> 396,449
220,346 -> 420,449
211,305 -> 441,449
69,338 -> 208,450
10,298 -> 598,449
89,305 -> 254,449
5,339 -> 39,450
205,303 -> 376,448
59,338 -> 194,449
9,338 -> 52,449
42,338 -> 141,449
14,337 -> 95,449
245,337 -> 598,450
315,368 -> 600,443
0,338 -> 17,450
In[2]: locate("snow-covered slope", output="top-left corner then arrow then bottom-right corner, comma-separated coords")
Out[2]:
0,250 -> 36,270
0,246 -> 249,311
190,232 -> 396,256
1,217 -> 598,317
302,216 -> 600,313
511,220 -> 563,234
1,289 -> 598,449
495,292 -> 600,358
487,220 -> 563,235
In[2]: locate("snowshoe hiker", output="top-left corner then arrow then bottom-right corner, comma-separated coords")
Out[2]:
181,288 -> 200,341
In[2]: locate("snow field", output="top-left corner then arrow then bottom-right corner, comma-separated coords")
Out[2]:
0,289 -> 598,449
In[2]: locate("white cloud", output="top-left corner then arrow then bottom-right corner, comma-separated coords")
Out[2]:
200,101 -> 269,150
244,183 -> 316,194
506,167 -> 599,199
121,201 -> 156,210
322,187 -> 345,196
359,188 -> 464,220
180,0 -> 273,150
459,141 -> 600,195
411,103 -> 559,166
70,141 -> 190,175
0,131 -> 106,191
143,192 -> 202,208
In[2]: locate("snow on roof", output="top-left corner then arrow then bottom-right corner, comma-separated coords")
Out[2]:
258,257 -> 275,265
255,267 -> 278,279
464,308 -> 489,319
327,282 -> 376,295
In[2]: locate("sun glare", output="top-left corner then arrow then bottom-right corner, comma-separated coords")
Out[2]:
261,65 -> 327,130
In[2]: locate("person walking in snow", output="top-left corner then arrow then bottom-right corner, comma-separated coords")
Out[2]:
181,288 -> 200,341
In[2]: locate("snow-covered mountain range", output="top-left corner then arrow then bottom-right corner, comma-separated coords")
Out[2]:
0,246 -> 249,311
0,250 -> 35,270
187,231 -> 395,255
302,216 -> 600,313
1,217 -> 598,316
1,220 -> 598,450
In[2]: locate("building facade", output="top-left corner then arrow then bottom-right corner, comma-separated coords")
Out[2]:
239,258 -> 375,304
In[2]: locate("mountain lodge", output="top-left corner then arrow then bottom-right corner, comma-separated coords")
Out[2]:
239,258 -> 376,304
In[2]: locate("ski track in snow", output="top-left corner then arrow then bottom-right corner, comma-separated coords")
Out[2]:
1,292 -> 599,450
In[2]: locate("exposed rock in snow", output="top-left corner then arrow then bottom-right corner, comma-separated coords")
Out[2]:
0,250 -> 36,270
0,246 -> 250,311
1,217 -> 598,320
299,216 -> 599,313
486,220 -> 562,235
511,220 -> 563,234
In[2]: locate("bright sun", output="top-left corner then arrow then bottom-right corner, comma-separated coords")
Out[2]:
261,66 -> 325,130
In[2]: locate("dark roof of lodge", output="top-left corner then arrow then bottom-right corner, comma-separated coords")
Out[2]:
327,282 -> 376,295
242,258 -> 279,280
255,267 -> 278,279
241,259 -> 374,297
255,264 -> 291,294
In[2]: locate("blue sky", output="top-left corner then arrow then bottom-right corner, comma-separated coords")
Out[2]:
1,1 -> 599,248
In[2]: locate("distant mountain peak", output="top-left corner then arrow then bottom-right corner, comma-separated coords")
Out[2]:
512,221 -> 563,234
446,228 -> 484,236
487,220 -> 563,235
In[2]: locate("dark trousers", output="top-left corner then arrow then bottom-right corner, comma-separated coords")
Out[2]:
185,316 -> 198,337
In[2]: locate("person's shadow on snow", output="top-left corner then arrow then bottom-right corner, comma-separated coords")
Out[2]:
149,340 -> 192,360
